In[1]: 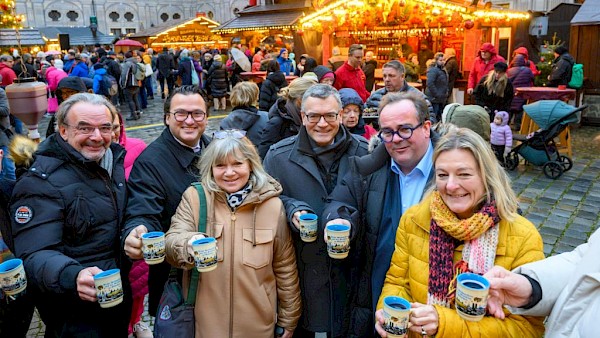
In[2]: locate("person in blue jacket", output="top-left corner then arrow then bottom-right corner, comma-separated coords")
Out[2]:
277,48 -> 294,76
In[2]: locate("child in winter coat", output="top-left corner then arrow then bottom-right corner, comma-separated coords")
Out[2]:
490,110 -> 513,164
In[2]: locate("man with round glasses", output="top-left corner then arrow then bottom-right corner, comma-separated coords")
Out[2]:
323,91 -> 439,337
263,84 -> 368,337
122,85 -> 211,318
9,93 -> 132,336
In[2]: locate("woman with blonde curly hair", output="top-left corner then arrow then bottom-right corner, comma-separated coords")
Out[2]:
375,128 -> 545,338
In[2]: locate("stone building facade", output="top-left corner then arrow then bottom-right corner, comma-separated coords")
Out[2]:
16,0 -> 251,36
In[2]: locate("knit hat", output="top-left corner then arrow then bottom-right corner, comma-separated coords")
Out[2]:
494,61 -> 508,73
339,88 -> 364,111
554,46 -> 568,55
36,51 -> 46,58
180,49 -> 189,58
54,59 -> 64,70
278,48 -> 288,57
313,65 -> 335,82
442,103 -> 491,141
80,53 -> 89,59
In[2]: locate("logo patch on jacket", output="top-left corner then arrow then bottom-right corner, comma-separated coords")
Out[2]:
14,206 -> 33,224
159,305 -> 171,320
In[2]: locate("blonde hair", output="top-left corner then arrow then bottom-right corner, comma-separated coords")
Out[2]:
8,135 -> 37,168
483,69 -> 509,98
230,81 -> 259,108
278,77 -> 316,100
199,135 -> 270,194
429,128 -> 519,221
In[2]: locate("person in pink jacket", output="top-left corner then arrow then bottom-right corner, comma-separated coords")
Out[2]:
112,113 -> 151,337
45,59 -> 68,115
467,42 -> 506,96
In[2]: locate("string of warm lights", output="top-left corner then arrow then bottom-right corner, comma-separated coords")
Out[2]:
212,25 -> 296,34
0,0 -> 25,29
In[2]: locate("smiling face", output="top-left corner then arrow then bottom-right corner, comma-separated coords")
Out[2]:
212,152 -> 251,194
379,100 -> 431,174
302,96 -> 342,147
165,93 -> 207,147
59,102 -> 112,162
435,149 -> 485,219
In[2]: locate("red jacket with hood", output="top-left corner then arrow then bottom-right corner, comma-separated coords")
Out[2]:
334,62 -> 370,102
513,47 -> 541,76
468,43 -> 506,90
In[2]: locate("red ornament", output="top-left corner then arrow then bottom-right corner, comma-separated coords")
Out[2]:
464,19 -> 474,30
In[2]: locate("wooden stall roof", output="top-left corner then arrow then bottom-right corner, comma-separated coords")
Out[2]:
0,29 -> 44,46
131,16 -> 220,38
212,2 -> 311,34
571,0 -> 600,26
38,27 -> 116,45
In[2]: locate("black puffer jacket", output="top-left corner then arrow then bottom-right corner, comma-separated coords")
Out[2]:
207,61 -> 229,98
259,71 -> 286,111
424,63 -> 449,104
549,52 -> 575,87
10,134 -> 131,335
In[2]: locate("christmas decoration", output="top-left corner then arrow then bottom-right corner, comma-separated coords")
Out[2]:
0,0 -> 25,29
535,32 -> 562,87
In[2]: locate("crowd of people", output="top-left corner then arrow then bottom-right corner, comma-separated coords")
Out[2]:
0,39 -> 591,338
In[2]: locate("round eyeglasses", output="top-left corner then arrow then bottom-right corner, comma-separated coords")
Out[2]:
378,122 -> 423,143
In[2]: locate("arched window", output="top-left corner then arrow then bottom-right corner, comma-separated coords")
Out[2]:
124,12 -> 134,22
109,12 -> 119,22
207,11 -> 214,19
66,10 -> 78,22
48,10 -> 61,21
233,8 -> 240,16
173,13 -> 181,20
160,13 -> 169,22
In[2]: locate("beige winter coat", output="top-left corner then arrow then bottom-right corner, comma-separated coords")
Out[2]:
166,178 -> 301,337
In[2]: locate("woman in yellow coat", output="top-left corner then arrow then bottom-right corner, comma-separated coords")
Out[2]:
375,128 -> 545,337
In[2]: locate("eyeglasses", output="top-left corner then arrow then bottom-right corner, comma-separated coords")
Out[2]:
64,123 -> 113,135
213,129 -> 246,139
304,113 -> 338,124
378,122 -> 423,143
169,110 -> 206,122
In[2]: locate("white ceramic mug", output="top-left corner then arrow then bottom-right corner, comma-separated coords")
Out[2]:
0,258 -> 27,297
192,237 -> 218,272
325,224 -> 350,259
299,213 -> 318,242
382,296 -> 411,338
141,231 -> 166,265
93,269 -> 124,308
455,272 -> 490,321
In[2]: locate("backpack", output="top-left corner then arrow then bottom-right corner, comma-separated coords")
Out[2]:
101,74 -> 119,97
568,63 -> 583,89
135,63 -> 146,81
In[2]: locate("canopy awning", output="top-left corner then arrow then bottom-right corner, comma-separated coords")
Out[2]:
0,29 -> 44,46
132,16 -> 221,38
212,3 -> 311,34
38,27 -> 116,45
571,0 -> 600,26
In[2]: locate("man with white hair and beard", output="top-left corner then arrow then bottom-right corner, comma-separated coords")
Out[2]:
9,93 -> 131,337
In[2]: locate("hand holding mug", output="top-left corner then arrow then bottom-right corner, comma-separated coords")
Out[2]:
291,210 -> 309,230
187,234 -> 206,258
324,219 -> 351,243
484,266 -> 533,319
409,302 -> 439,337
76,266 -> 103,302
124,225 -> 148,260
374,309 -> 388,337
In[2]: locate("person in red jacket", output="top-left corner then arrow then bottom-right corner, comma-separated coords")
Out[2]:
467,42 -> 505,96
513,46 -> 541,76
334,44 -> 370,102
0,55 -> 17,87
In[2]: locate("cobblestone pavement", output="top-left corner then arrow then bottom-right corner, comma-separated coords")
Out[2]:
26,96 -> 600,337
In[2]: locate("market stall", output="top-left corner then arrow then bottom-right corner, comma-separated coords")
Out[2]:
212,3 -> 311,58
300,0 -> 530,73
131,15 -> 226,50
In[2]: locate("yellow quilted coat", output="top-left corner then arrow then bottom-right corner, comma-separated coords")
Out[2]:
377,194 -> 545,337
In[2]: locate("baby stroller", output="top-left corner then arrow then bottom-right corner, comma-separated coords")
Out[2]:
505,100 -> 586,179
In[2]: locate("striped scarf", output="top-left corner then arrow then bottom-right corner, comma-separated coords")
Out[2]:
427,191 -> 500,307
